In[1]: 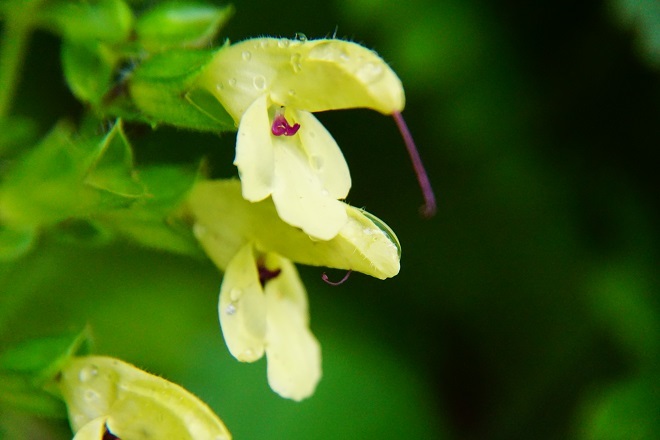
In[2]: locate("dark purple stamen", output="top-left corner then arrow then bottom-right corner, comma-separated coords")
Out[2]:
103,425 -> 120,440
271,114 -> 300,136
392,111 -> 436,218
322,270 -> 353,286
258,263 -> 282,287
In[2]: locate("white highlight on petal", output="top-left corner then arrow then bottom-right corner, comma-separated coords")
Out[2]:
234,94 -> 274,202
218,243 -> 267,362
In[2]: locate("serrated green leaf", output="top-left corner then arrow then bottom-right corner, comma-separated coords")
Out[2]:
128,50 -> 234,131
0,122 -> 104,227
185,87 -> 236,127
85,120 -> 145,198
136,2 -> 234,51
38,0 -> 134,43
61,39 -> 115,105
94,165 -> 203,256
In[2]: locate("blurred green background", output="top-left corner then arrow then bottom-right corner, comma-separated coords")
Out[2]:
1,0 -> 659,439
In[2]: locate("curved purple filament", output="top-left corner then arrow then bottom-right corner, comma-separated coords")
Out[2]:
392,111 -> 436,217
322,270 -> 353,286
272,114 -> 300,136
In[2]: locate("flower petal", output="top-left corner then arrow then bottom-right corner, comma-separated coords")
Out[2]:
234,94 -> 274,202
187,179 -> 400,279
218,243 -> 267,362
206,38 -> 404,117
59,356 -> 232,440
271,135 -> 348,240
72,417 -> 108,440
295,109 -> 351,199
262,254 -> 321,401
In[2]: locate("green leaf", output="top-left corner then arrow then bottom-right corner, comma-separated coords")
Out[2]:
0,122 -> 103,227
85,120 -> 145,198
0,225 -> 36,261
0,329 -> 91,418
61,39 -> 115,105
95,165 -> 203,256
0,121 -> 143,228
128,50 -> 235,131
0,116 -> 38,157
136,2 -> 234,52
38,0 -> 134,43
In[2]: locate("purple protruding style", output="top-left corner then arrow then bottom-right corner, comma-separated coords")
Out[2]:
322,270 -> 353,286
392,111 -> 436,218
271,113 -> 300,136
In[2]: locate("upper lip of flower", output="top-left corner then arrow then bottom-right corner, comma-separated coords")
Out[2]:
204,37 -> 405,120
200,37 -> 407,240
185,179 -> 401,280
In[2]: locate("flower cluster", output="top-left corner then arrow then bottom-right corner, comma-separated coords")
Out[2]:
189,37 -> 417,400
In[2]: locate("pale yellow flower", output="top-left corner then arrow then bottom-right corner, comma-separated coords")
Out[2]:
185,179 -> 401,399
57,356 -> 231,440
202,37 -> 405,240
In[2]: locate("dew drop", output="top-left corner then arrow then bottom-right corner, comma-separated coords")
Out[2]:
84,389 -> 99,402
278,38 -> 290,48
228,78 -> 237,87
290,53 -> 302,73
339,51 -> 350,62
311,155 -> 324,170
225,304 -> 237,315
215,83 -> 224,91
192,223 -> 207,238
78,365 -> 98,383
294,32 -> 308,42
241,349 -> 254,359
356,62 -> 384,84
259,39 -> 269,49
230,288 -> 242,302
253,75 -> 266,91
241,50 -> 252,61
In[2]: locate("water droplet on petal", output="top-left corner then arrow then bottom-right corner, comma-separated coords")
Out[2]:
339,50 -> 350,62
253,75 -> 266,91
216,83 -> 224,91
192,223 -> 207,238
225,304 -> 237,315
241,349 -> 254,358
84,389 -> 99,402
278,38 -> 290,48
356,62 -> 384,84
228,78 -> 237,87
294,32 -> 308,42
78,365 -> 98,382
230,288 -> 242,302
290,53 -> 302,73
259,39 -> 269,49
241,50 -> 251,61
311,155 -> 324,170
